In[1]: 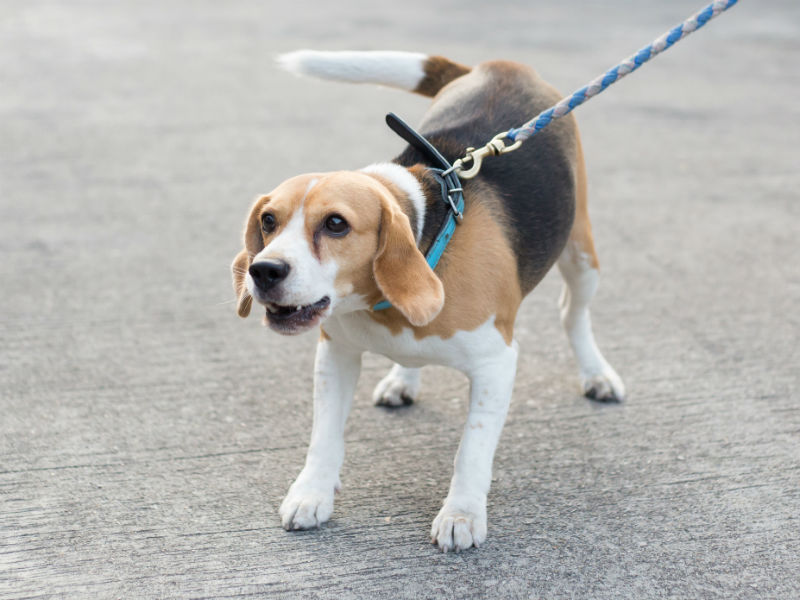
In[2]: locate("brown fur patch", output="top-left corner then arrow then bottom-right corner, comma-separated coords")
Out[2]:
368,196 -> 522,344
413,56 -> 471,97
231,249 -> 253,317
372,191 -> 444,326
307,174 -> 385,304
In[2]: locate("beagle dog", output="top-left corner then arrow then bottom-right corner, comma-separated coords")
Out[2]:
231,50 -> 625,552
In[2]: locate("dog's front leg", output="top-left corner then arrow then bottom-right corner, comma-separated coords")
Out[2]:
431,344 -> 518,552
279,337 -> 361,530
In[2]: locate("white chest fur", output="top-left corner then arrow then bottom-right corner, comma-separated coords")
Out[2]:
322,311 -> 514,371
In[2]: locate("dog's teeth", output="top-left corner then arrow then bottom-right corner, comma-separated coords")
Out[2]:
297,305 -> 302,311
267,305 -> 277,314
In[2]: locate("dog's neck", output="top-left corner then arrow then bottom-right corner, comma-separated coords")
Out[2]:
361,163 -> 425,244
360,162 -> 452,255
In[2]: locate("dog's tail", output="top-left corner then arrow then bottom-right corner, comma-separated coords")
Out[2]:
277,50 -> 471,98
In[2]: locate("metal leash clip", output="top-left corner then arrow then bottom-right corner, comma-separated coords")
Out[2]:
452,131 -> 522,179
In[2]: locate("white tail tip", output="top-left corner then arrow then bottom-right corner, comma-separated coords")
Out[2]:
276,50 -> 428,92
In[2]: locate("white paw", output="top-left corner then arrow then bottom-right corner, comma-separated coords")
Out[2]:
430,497 -> 487,552
372,366 -> 420,407
581,365 -> 625,402
279,480 -> 336,530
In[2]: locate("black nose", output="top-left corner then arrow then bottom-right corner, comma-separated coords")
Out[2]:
249,259 -> 290,291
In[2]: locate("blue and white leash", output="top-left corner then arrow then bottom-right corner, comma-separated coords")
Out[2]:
453,0 -> 739,179
373,0 -> 738,313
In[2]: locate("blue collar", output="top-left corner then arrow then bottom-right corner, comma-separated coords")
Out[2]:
373,113 -> 464,312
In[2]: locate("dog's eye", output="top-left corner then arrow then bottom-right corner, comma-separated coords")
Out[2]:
261,213 -> 277,234
323,214 -> 350,237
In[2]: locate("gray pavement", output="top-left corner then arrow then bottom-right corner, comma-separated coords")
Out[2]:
1,1 -> 799,598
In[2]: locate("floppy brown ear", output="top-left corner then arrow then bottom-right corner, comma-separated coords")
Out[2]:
231,249 -> 253,317
373,195 -> 444,327
230,196 -> 269,318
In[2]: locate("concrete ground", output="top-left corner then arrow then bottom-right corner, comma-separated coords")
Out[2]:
1,1 -> 798,598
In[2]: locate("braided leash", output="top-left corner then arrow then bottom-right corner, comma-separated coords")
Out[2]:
452,0 -> 739,179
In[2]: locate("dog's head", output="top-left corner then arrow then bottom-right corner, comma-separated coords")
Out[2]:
231,171 -> 444,335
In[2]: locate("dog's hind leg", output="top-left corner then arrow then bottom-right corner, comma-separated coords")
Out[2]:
373,364 -> 421,407
557,137 -> 625,402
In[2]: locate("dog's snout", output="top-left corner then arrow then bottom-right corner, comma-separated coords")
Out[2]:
249,259 -> 290,291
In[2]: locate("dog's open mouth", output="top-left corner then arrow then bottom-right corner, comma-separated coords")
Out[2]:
264,296 -> 331,333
